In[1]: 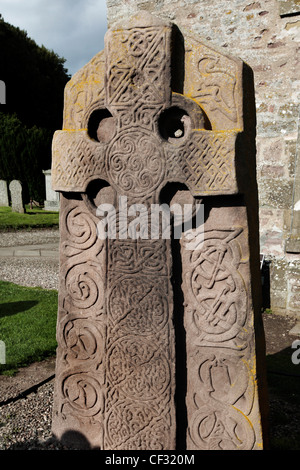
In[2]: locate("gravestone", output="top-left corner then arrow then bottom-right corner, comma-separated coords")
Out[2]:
9,180 -> 25,213
51,12 -> 268,450
0,340 -> 5,365
0,80 -> 5,105
43,170 -> 60,211
0,180 -> 9,207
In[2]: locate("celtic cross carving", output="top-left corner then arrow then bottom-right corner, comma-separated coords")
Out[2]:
51,11 -> 268,450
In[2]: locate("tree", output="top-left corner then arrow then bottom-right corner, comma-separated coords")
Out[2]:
0,16 -> 70,202
0,112 -> 53,203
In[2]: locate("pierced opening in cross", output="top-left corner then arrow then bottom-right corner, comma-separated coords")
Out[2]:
88,108 -> 116,143
158,106 -> 191,142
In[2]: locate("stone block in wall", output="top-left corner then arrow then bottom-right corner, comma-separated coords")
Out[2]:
287,262 -> 300,315
258,178 -> 293,209
270,257 -> 288,291
270,289 -> 288,311
278,0 -> 300,16
269,257 -> 288,312
268,257 -> 300,318
287,139 -> 297,177
256,136 -> 285,165
286,237 -> 300,253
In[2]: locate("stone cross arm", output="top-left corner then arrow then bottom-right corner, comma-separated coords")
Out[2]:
52,11 -> 244,200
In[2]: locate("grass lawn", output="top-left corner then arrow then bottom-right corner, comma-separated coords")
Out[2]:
0,280 -> 58,375
0,205 -> 59,230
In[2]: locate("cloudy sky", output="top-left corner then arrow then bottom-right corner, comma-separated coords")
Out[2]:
0,0 -> 108,76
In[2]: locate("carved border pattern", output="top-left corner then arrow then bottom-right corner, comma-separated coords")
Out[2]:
104,238 -> 175,450
53,196 -> 106,447
52,131 -> 107,192
63,51 -> 106,131
184,37 -> 242,130
174,131 -> 238,195
182,228 -> 257,450
105,26 -> 171,121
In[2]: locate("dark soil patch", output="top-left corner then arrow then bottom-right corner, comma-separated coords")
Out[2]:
263,312 -> 300,450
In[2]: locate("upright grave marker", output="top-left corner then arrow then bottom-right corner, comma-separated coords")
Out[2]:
43,169 -> 60,211
0,80 -> 5,105
51,12 -> 268,450
9,180 -> 25,213
0,180 -> 9,207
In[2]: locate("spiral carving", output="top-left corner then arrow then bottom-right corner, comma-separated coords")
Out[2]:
63,206 -> 100,257
106,129 -> 165,197
62,317 -> 104,364
189,405 -> 255,450
65,263 -> 101,310
62,372 -> 104,418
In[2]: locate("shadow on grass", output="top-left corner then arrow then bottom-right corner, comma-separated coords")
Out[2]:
266,345 -> 300,450
5,431 -> 98,450
0,301 -> 39,318
25,211 -> 59,216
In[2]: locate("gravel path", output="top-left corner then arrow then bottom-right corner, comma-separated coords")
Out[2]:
0,229 -> 60,248
0,229 -> 62,449
0,258 -> 59,290
0,229 -> 59,290
0,381 -> 59,450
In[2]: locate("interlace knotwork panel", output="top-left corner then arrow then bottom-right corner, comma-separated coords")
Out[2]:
182,221 -> 258,450
104,237 -> 175,450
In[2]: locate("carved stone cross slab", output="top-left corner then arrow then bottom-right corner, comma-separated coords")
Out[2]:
51,12 -> 268,450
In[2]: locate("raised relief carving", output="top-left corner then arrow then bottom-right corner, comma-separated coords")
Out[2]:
184,38 -> 243,130
173,131 -> 238,195
105,26 -> 171,115
106,129 -> 165,197
52,11 -> 267,450
183,228 -> 248,348
63,52 -> 106,131
182,214 -> 260,450
53,198 -> 106,448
